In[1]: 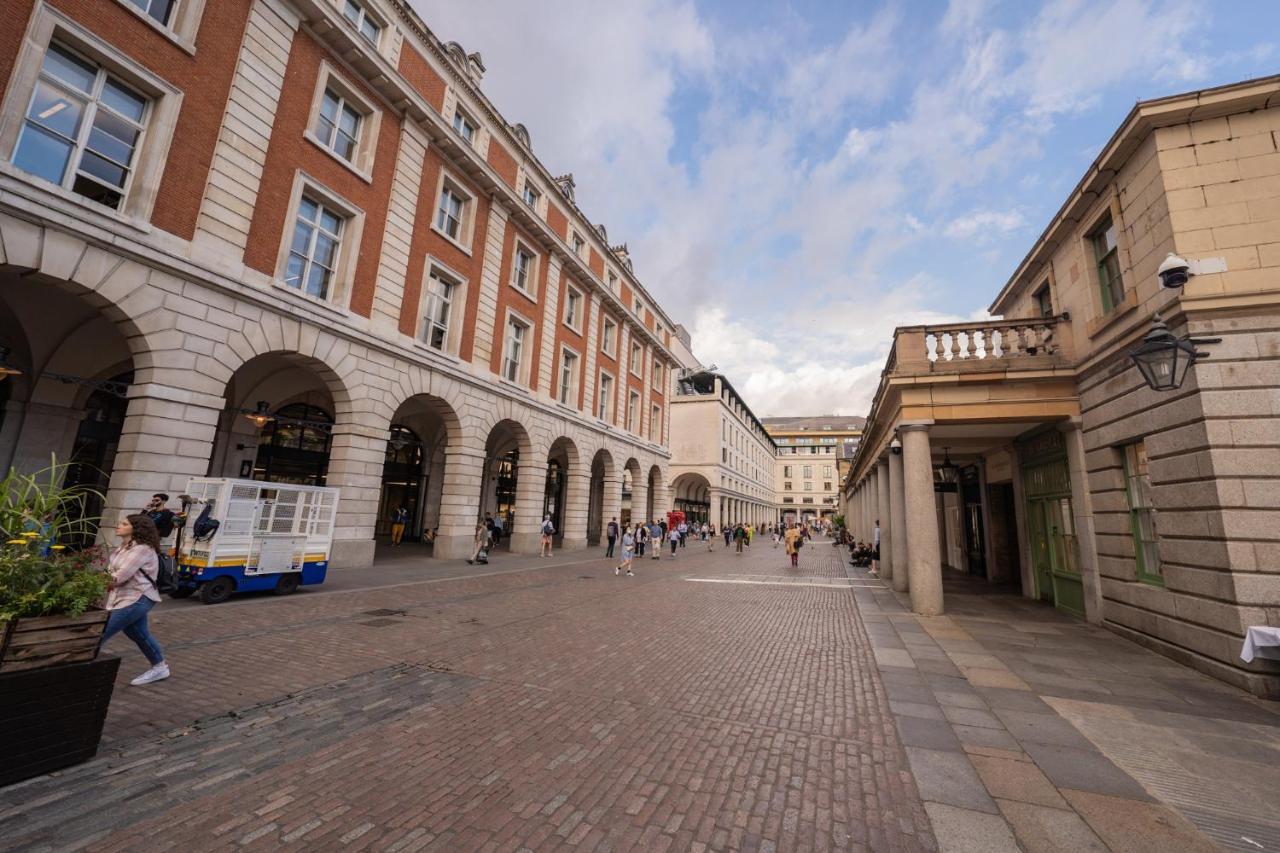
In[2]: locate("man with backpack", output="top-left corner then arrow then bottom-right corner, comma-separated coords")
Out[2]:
605,516 -> 619,558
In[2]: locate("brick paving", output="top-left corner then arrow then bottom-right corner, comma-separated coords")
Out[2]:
0,538 -> 937,852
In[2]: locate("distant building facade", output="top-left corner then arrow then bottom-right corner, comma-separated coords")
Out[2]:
764,417 -> 865,524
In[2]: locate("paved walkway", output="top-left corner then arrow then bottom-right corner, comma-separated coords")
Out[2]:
1,538 -> 1277,851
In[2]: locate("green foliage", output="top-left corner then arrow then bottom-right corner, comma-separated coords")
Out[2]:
0,460 -> 110,621
832,514 -> 846,530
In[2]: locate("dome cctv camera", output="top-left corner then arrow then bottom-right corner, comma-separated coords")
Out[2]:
1158,253 -> 1192,289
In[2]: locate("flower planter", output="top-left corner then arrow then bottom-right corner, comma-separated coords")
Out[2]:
0,653 -> 120,787
0,608 -> 108,672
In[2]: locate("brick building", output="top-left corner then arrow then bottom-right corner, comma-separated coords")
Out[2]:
764,416 -> 864,525
0,0 -> 680,566
845,75 -> 1280,698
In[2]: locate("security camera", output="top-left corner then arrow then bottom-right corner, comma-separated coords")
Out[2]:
1158,253 -> 1192,289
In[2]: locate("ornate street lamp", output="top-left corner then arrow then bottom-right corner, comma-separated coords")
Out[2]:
1128,313 -> 1219,392
936,448 -> 959,484
243,400 -> 274,429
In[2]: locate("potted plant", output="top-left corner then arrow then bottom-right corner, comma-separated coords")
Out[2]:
0,460 -> 119,787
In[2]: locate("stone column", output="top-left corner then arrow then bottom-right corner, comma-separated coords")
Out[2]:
101,382 -> 224,539
876,458 -> 892,583
889,447 -> 908,593
901,424 -> 943,616
431,444 -> 485,560
630,475 -> 649,528
1007,443 -> 1035,599
1061,420 -> 1103,624
978,455 -> 998,583
327,410 -> 391,568
600,471 -> 623,539
507,456 -> 547,554
650,469 -> 670,522
560,467 -> 591,550
708,488 -> 721,531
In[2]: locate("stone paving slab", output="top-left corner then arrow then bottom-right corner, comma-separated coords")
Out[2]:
854,560 -> 1280,853
1,539 -> 936,852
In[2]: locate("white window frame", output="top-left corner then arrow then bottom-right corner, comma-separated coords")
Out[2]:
510,238 -> 539,298
571,230 -> 586,259
607,270 -> 620,295
112,0 -> 207,51
597,370 -> 614,421
601,316 -> 617,358
627,390 -> 641,433
557,346 -> 580,407
417,259 -> 467,356
272,172 -> 365,310
649,404 -> 661,442
652,359 -> 663,388
563,284 -> 583,332
430,167 -> 475,253
500,310 -> 534,386
452,106 -> 477,147
304,63 -> 380,181
340,0 -> 384,49
522,179 -> 541,210
629,341 -> 642,378
0,11 -> 182,224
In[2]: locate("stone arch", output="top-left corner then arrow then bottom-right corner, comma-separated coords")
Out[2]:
375,386 -> 465,546
671,472 -> 712,526
543,435 -> 580,547
621,457 -> 643,526
586,447 -> 617,545
646,463 -> 666,523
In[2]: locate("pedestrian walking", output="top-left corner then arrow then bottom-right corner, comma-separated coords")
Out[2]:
668,525 -> 680,557
389,504 -> 409,546
466,522 -> 489,565
605,516 -> 619,558
101,513 -> 170,686
734,523 -> 745,554
723,525 -> 732,547
650,520 -> 663,560
870,519 -> 882,577
636,522 -> 647,558
678,520 -> 688,548
785,523 -> 803,568
540,515 -> 555,557
617,526 -> 635,576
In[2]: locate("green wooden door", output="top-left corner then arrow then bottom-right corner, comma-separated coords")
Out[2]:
1026,500 -> 1053,602
1021,453 -> 1084,617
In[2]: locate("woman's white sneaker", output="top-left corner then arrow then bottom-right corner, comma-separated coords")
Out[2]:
131,662 -> 170,686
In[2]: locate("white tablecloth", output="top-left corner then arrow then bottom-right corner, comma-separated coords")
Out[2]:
1241,626 -> 1280,663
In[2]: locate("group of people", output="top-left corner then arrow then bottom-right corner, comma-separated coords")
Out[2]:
847,519 -> 882,577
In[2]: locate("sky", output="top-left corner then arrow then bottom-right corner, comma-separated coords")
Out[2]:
411,0 -> 1279,417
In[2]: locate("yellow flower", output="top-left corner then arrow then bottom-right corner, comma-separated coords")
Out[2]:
50,545 -> 67,550
6,539 -> 27,545
21,531 -> 39,538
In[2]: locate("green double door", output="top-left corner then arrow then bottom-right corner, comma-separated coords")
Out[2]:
1022,453 -> 1085,617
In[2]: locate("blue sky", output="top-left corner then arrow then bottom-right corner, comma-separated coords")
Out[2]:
413,0 -> 1279,416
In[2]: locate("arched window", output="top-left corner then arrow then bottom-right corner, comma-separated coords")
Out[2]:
253,403 -> 333,485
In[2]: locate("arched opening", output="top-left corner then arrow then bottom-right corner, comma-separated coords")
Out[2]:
621,458 -> 642,526
208,353 -> 345,486
586,448 -> 614,545
544,437 -> 578,546
0,271 -> 137,542
375,394 -> 459,548
481,419 -> 532,550
672,473 -> 711,526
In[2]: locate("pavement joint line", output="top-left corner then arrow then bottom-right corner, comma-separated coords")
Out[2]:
683,578 -> 867,589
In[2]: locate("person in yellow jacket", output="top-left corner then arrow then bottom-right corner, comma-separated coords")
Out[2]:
784,523 -> 804,568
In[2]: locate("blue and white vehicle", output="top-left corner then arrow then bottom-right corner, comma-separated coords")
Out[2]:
173,478 -> 339,604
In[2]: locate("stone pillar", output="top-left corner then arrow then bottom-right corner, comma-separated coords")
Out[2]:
708,489 -> 721,531
429,444 -> 485,560
876,458 -> 892,583
1061,420 -> 1103,624
978,456 -> 998,583
1007,443 -> 1035,599
889,448 -> 908,593
507,457 -> 546,554
630,475 -> 649,528
101,382 -> 224,540
601,472 -> 623,539
901,424 -> 943,616
650,469 -> 670,522
327,408 -> 391,568
560,467 -> 591,550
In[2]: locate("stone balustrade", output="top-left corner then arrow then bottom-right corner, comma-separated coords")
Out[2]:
891,317 -> 1069,373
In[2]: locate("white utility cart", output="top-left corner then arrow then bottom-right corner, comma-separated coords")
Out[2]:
173,478 -> 340,604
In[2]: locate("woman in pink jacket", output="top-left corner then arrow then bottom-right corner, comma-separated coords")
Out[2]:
99,513 -> 170,686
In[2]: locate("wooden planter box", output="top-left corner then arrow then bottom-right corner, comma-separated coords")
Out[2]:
0,654 -> 120,787
0,609 -> 109,672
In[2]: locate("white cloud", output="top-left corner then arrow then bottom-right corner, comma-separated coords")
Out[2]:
944,209 -> 1026,239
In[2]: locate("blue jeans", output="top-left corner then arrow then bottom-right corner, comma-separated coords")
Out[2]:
101,598 -> 164,665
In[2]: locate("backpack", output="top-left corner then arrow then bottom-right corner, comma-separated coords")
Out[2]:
192,503 -> 221,541
542,520 -> 554,535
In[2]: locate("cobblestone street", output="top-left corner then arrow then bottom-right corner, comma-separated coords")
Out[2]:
3,538 -> 1278,852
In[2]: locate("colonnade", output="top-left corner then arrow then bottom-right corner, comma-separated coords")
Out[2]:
707,488 -> 773,529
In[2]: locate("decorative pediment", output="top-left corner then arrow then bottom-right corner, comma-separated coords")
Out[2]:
443,41 -> 485,83
595,223 -> 608,241
510,122 -> 531,150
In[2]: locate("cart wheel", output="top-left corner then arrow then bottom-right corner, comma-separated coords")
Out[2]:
168,587 -> 194,599
273,573 -> 301,596
198,576 -> 235,604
